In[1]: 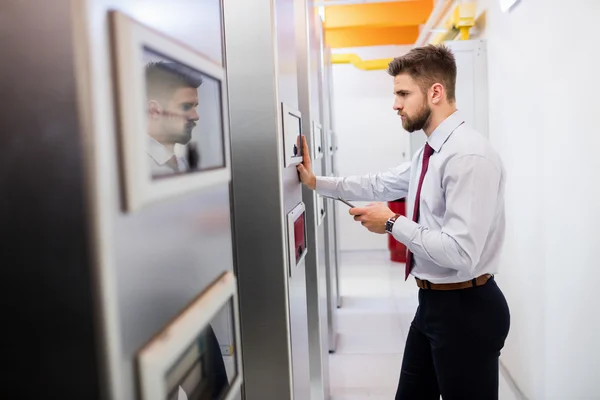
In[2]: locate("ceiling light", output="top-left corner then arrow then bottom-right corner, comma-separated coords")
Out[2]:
499,0 -> 521,12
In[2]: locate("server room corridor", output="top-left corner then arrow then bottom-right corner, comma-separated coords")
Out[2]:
3,1 -> 600,399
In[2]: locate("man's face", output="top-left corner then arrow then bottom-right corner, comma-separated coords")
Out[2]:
154,87 -> 199,145
392,73 -> 431,133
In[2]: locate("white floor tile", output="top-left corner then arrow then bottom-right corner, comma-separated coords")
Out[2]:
329,353 -> 402,390
338,296 -> 398,313
499,368 -> 519,400
339,250 -> 395,267
340,279 -> 395,297
336,332 -> 405,355
336,312 -> 402,335
331,389 -> 396,400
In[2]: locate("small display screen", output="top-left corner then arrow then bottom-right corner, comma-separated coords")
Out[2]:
315,126 -> 322,154
293,212 -> 306,263
295,116 -> 303,158
142,47 -> 226,180
165,299 -> 238,400
285,112 -> 302,161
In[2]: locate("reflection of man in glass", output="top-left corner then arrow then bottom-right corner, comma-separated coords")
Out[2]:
167,324 -> 230,400
202,325 -> 229,399
145,61 -> 202,177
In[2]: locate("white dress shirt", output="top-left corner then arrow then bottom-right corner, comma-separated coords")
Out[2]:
315,111 -> 506,284
147,136 -> 188,177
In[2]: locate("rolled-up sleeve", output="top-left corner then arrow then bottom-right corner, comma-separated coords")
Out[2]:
315,162 -> 411,202
391,155 -> 501,274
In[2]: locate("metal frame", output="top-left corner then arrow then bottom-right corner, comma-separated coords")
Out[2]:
136,271 -> 243,400
281,103 -> 304,167
224,0 -> 312,396
287,201 -> 308,277
110,10 -> 231,212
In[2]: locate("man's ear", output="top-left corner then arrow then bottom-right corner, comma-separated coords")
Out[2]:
430,83 -> 444,105
148,100 -> 162,118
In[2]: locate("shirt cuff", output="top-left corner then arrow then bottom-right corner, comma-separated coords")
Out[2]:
315,176 -> 339,198
391,216 -> 419,249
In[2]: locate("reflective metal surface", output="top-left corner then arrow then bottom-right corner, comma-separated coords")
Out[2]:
82,1 -> 238,399
319,40 -> 342,351
295,0 -> 331,398
224,0 -> 311,398
2,1 -> 101,398
3,1 -> 238,400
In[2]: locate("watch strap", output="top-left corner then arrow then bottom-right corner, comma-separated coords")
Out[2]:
385,214 -> 401,234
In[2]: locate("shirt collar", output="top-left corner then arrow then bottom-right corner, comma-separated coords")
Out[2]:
427,110 -> 465,153
147,136 -> 174,166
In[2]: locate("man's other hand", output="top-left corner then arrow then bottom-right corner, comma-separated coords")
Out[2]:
349,203 -> 396,234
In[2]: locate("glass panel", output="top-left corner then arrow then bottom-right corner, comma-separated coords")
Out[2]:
143,47 -> 225,180
165,299 -> 238,400
294,212 -> 306,263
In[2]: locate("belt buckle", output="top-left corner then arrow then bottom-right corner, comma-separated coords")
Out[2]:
416,278 -> 431,290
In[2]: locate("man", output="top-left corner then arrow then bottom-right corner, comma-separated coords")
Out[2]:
297,44 -> 510,399
145,61 -> 202,177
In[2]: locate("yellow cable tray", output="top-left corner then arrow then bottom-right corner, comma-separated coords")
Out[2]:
331,53 -> 394,71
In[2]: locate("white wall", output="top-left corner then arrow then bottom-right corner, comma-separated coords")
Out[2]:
478,0 -> 600,398
331,45 -> 412,251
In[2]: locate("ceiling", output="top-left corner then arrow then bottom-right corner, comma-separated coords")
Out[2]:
323,0 -> 435,48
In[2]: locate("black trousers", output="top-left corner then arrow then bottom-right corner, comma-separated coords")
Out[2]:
395,277 -> 510,400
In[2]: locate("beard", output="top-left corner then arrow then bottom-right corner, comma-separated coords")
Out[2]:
168,121 -> 195,145
177,131 -> 192,145
401,102 -> 432,133
180,122 -> 195,144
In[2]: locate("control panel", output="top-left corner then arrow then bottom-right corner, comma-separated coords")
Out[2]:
281,103 -> 303,167
287,202 -> 308,276
312,121 -> 324,160
326,129 -> 337,157
332,131 -> 339,154
316,194 -> 326,226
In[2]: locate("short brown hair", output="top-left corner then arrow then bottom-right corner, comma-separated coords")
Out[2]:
145,61 -> 203,102
387,44 -> 457,102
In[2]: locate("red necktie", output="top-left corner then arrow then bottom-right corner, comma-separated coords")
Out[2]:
405,143 -> 434,280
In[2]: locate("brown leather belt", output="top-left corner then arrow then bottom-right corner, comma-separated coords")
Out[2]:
415,274 -> 493,291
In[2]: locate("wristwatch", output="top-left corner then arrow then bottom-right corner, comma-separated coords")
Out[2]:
385,214 -> 401,234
